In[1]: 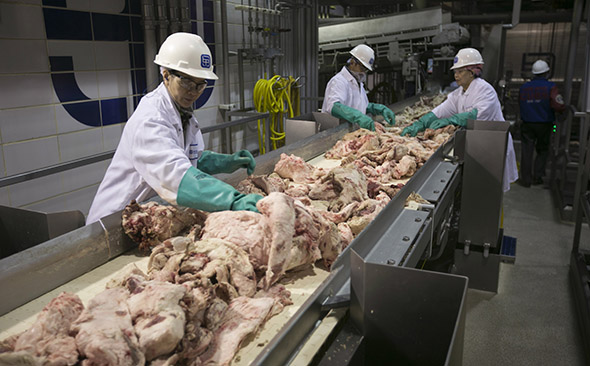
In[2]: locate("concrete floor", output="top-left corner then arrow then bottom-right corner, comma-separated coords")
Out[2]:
462,181 -> 589,365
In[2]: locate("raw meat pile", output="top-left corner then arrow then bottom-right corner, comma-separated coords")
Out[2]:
0,235 -> 291,366
122,200 -> 208,251
392,93 -> 447,127
0,96 -> 456,366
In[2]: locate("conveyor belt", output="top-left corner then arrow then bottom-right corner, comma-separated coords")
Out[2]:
0,133 -> 367,362
0,98 -> 462,364
0,154 -> 348,360
0,144 -> 415,363
0,249 -> 331,366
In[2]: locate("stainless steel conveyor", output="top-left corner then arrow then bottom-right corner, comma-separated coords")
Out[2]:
0,95 -> 513,365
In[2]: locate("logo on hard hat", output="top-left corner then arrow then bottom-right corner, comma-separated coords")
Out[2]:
369,58 -> 374,65
201,54 -> 211,69
453,57 -> 458,64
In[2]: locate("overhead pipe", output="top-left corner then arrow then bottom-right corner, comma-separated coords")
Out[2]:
179,0 -> 191,32
562,0 -> 585,164
309,0 -> 319,113
141,0 -> 159,92
220,0 -> 232,153
234,4 -> 280,15
220,0 -> 231,106
155,0 -> 169,46
502,0 -> 521,29
564,0 -> 584,106
168,0 -> 181,34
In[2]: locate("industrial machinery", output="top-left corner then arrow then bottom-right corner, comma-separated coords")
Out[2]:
0,94 -> 515,365
318,7 -> 469,107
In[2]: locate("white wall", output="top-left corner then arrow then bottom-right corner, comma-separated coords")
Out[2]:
0,0 -> 280,217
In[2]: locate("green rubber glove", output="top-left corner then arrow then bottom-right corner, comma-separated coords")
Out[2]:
401,111 -> 438,137
177,166 -> 263,212
429,109 -> 478,130
330,102 -> 375,131
198,150 -> 256,175
366,103 -> 396,125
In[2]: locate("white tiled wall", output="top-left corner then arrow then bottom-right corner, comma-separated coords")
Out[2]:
74,72 -> 101,99
3,137 -> 60,176
0,147 -> 5,176
0,0 -> 276,219
55,103 -> 92,134
60,161 -> 110,194
0,2 -> 45,39
97,70 -> 133,98
58,128 -> 104,162
0,188 -> 9,206
0,105 -> 57,143
102,124 -> 124,151
0,74 -> 57,109
47,41 -> 96,71
25,185 -> 99,216
9,174 -> 63,207
0,40 -> 49,73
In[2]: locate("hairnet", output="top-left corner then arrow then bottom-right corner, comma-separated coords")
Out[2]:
465,64 -> 483,77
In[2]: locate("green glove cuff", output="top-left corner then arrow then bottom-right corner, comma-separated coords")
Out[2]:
419,111 -> 439,128
449,108 -> 478,127
331,102 -> 375,131
177,166 -> 261,212
431,109 -> 478,130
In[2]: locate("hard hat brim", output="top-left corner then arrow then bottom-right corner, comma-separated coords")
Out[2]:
450,61 -> 484,70
154,59 -> 219,80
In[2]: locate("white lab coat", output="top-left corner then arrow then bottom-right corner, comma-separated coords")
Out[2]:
432,78 -> 518,192
321,66 -> 369,115
86,83 -> 204,224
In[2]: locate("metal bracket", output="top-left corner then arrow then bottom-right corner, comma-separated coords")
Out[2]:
483,242 -> 491,258
463,239 -> 471,255
320,294 -> 351,312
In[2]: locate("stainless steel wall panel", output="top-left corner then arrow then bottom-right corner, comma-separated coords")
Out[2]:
458,121 -> 509,249
349,250 -> 468,366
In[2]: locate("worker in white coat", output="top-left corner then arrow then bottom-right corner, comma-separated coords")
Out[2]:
402,48 -> 518,192
321,44 -> 395,131
86,32 -> 262,224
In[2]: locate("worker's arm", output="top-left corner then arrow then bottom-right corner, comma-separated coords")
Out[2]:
330,102 -> 375,131
177,166 -> 262,212
550,85 -> 566,113
429,109 -> 478,130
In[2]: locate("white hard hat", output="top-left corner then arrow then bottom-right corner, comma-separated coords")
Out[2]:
532,60 -> 550,74
350,44 -> 375,71
450,47 -> 484,70
154,32 -> 218,80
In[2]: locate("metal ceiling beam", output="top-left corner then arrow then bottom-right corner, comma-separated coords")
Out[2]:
452,10 -> 573,24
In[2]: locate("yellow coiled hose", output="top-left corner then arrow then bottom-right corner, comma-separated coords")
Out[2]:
254,76 -> 300,154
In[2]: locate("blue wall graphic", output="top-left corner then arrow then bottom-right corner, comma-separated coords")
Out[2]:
42,0 -> 216,127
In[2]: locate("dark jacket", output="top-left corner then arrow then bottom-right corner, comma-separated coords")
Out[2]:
519,77 -> 566,123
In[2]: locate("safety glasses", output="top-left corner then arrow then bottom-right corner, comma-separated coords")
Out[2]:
353,57 -> 369,72
170,71 -> 208,93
